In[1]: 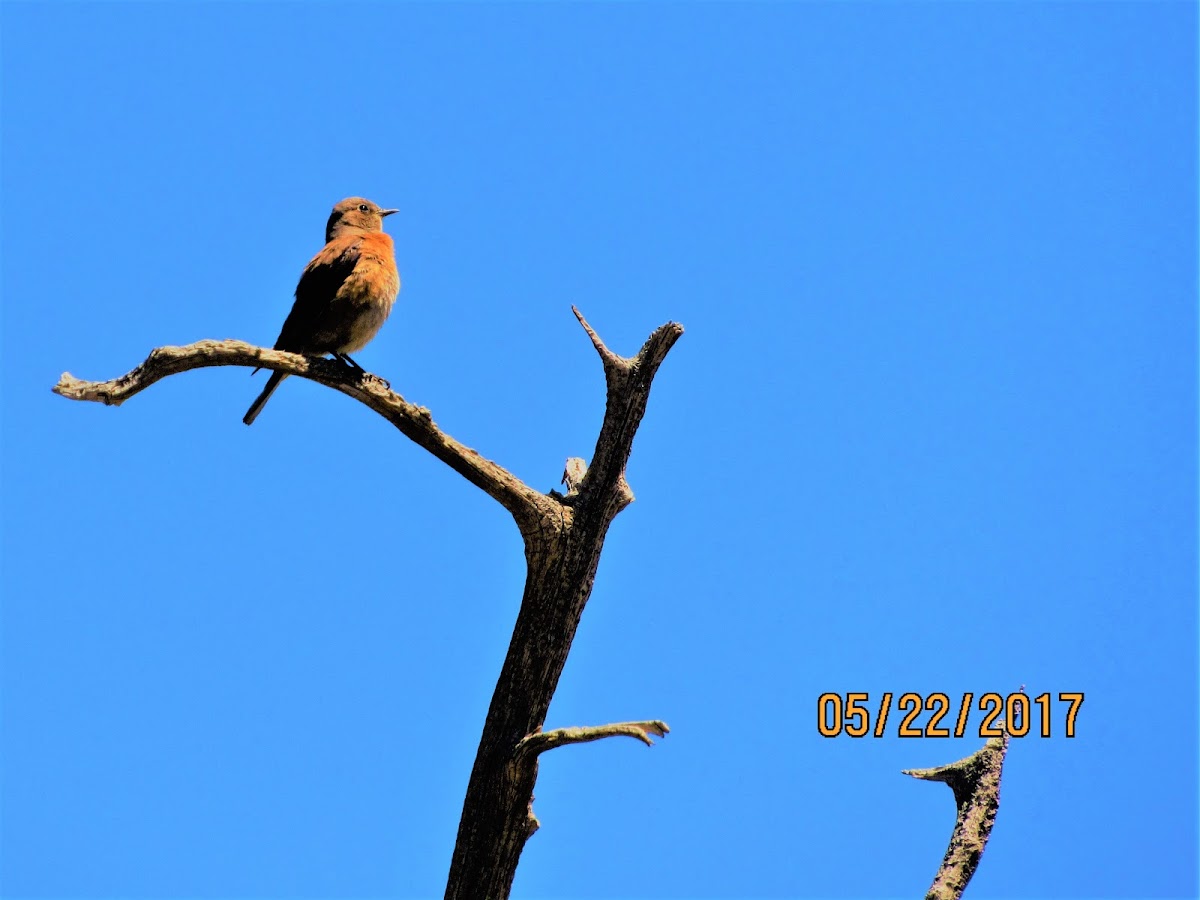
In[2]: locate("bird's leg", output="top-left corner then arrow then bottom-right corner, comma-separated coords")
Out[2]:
333,352 -> 365,372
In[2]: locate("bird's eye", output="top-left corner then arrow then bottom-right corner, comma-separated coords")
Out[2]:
359,204 -> 369,212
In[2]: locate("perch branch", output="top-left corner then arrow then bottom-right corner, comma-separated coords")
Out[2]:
52,340 -> 550,530
904,733 -> 1010,900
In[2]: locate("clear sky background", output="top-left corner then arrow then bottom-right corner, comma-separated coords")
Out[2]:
1,3 -> 1196,899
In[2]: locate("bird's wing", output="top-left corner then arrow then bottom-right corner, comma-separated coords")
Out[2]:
273,236 -> 364,352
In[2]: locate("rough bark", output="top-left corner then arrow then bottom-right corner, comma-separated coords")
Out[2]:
904,734 -> 1010,900
53,308 -> 682,899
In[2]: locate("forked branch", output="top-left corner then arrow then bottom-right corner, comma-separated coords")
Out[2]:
53,309 -> 682,900
444,310 -> 681,899
570,306 -> 682,513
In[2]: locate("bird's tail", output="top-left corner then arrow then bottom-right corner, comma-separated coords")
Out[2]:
243,372 -> 288,426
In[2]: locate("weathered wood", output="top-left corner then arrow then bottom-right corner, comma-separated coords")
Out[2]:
53,309 -> 683,899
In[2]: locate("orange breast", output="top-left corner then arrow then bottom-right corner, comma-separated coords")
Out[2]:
335,233 -> 400,352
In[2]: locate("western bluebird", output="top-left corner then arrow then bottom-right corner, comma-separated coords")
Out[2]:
243,197 -> 400,425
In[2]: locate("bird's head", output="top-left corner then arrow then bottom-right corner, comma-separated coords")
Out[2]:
326,197 -> 398,241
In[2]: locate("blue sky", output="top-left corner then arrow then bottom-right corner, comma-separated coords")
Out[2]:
1,2 -> 1195,898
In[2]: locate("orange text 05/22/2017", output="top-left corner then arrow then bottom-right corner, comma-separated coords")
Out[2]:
816,691 -> 1085,739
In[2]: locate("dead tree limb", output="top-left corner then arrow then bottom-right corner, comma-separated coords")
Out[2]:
904,734 -> 1010,900
53,340 -> 543,526
516,720 -> 670,758
53,307 -> 684,899
444,307 -> 682,899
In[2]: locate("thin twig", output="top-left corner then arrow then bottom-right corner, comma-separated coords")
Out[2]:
571,305 -> 621,370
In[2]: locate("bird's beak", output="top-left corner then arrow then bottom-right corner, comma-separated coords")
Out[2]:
380,208 -> 399,217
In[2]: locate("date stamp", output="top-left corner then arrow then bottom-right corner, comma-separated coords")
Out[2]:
816,691 -> 1084,738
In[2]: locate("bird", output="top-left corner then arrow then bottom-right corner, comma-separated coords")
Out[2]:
243,197 -> 400,425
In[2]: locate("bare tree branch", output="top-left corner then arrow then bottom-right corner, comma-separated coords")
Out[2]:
904,734 -> 1010,900
52,340 -> 551,530
516,720 -> 670,758
572,305 -> 622,371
